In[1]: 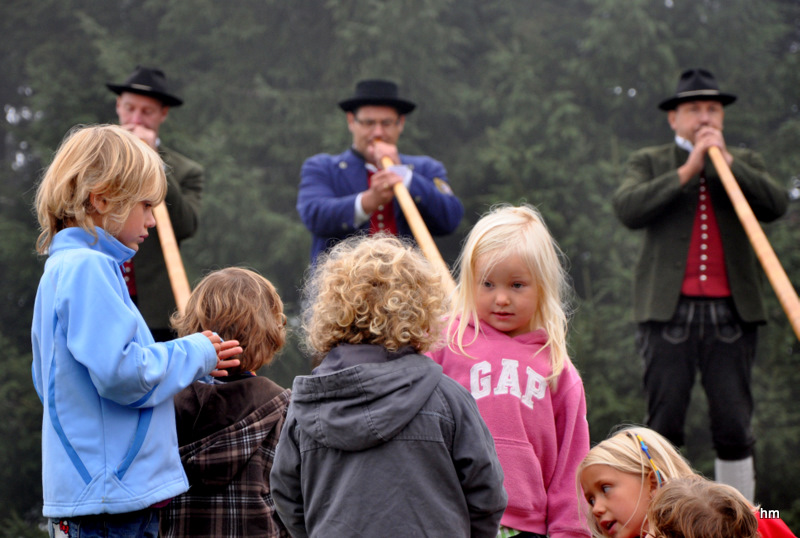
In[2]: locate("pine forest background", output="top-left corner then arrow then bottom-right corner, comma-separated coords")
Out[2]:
2,0 -> 800,534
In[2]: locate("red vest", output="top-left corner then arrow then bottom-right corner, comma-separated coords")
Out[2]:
122,261 -> 137,298
367,169 -> 399,235
681,175 -> 731,297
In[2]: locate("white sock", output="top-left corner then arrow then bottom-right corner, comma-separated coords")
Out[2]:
715,456 -> 755,502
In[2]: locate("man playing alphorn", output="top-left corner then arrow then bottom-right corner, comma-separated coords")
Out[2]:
297,79 -> 463,264
107,66 -> 204,340
612,68 -> 788,501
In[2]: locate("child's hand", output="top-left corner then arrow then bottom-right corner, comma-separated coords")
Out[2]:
202,330 -> 243,377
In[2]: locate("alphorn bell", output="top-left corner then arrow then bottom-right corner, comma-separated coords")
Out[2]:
380,156 -> 457,296
708,146 -> 800,340
153,202 -> 192,314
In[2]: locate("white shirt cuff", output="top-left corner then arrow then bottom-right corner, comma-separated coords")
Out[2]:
354,164 -> 413,228
354,193 -> 370,227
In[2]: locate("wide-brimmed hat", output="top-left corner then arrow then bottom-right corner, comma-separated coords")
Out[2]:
106,66 -> 183,107
658,68 -> 737,111
338,79 -> 416,115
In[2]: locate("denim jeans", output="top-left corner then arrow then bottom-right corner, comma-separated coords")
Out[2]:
637,296 -> 757,460
48,509 -> 159,538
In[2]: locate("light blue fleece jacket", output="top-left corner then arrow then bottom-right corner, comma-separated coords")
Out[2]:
31,227 -> 218,518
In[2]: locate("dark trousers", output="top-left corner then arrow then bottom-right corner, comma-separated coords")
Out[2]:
49,509 -> 159,538
637,296 -> 757,460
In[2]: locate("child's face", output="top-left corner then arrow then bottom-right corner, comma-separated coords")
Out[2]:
473,253 -> 538,338
117,201 -> 157,251
580,464 -> 653,538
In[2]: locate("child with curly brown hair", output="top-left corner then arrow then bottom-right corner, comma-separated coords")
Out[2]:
270,234 -> 507,537
645,477 -> 758,538
160,267 -> 291,538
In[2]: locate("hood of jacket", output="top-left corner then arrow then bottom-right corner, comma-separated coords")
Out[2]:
175,376 -> 290,488
290,344 -> 442,451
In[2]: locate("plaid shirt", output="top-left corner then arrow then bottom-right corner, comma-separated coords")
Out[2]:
160,376 -> 291,537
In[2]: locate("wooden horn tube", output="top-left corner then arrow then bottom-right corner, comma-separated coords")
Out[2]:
381,156 -> 456,295
708,146 -> 800,340
153,202 -> 192,315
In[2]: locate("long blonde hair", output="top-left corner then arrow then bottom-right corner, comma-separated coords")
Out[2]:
449,204 -> 572,385
34,124 -> 166,254
577,426 -> 697,538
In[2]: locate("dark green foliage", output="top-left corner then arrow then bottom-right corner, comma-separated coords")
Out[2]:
3,0 -> 800,528
0,336 -> 45,532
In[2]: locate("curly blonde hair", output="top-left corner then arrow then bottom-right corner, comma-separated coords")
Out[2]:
302,234 -> 448,357
450,204 -> 573,387
34,124 -> 166,254
171,267 -> 287,373
647,477 -> 758,538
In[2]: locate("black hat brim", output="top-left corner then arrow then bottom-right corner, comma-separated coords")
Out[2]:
658,92 -> 737,111
106,83 -> 184,107
338,97 -> 416,115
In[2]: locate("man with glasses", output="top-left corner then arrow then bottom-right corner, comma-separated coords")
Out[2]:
297,79 -> 463,264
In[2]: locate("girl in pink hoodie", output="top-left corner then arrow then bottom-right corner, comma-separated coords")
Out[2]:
429,204 -> 590,538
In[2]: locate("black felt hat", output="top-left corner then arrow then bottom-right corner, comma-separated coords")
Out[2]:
338,79 -> 416,115
106,66 -> 183,107
658,68 -> 737,111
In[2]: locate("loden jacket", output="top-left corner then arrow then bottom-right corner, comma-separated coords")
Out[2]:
612,143 -> 788,323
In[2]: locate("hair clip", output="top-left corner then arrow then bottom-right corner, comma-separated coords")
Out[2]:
636,433 -> 665,487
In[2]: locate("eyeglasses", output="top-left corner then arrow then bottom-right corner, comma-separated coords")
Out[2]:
353,117 -> 400,129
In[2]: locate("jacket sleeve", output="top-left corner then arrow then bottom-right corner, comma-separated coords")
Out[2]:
58,254 -> 217,407
162,149 -> 203,241
296,154 -> 361,239
270,409 -> 308,538
445,378 -> 507,538
546,366 -> 591,538
613,146 -> 788,229
715,149 -> 788,222
405,157 -> 463,235
612,148 -> 686,230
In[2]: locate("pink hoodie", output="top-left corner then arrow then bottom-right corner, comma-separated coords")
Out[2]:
428,321 -> 590,537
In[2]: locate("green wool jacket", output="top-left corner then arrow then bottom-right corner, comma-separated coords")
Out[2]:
134,145 -> 203,330
612,143 -> 788,324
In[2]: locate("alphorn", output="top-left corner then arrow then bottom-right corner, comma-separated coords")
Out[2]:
708,146 -> 800,340
153,202 -> 192,314
381,156 -> 457,295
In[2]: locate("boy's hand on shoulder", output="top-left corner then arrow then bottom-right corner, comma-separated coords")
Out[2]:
201,330 -> 243,377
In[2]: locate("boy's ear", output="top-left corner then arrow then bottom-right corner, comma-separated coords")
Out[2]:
89,193 -> 109,214
646,470 -> 660,496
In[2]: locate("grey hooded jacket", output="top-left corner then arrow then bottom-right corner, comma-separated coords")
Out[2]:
270,344 -> 507,537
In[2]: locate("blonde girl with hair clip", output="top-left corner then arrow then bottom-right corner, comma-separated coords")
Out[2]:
270,234 -> 507,537
429,204 -> 590,538
577,426 -> 695,538
578,426 -> 798,538
31,124 -> 241,538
